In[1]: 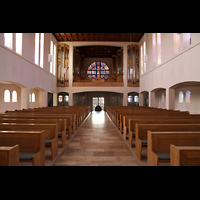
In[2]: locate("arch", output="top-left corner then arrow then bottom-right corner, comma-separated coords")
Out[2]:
169,81 -> 200,89
4,89 -> 10,102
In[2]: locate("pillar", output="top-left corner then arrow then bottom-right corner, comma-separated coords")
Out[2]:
21,87 -> 29,110
166,87 -> 175,110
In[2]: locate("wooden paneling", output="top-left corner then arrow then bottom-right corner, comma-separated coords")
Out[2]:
53,33 -> 144,42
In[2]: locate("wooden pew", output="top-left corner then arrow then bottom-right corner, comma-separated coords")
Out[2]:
0,123 -> 58,160
0,118 -> 66,148
9,109 -> 77,134
0,130 -> 45,166
147,131 -> 200,166
135,124 -> 200,160
129,119 -> 200,147
0,145 -> 19,166
170,145 -> 200,166
0,114 -> 71,139
123,114 -> 198,139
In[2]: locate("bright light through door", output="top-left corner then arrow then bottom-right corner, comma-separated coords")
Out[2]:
93,97 -> 104,111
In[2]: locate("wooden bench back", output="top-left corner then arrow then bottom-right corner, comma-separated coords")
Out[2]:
0,123 -> 58,141
0,130 -> 45,153
170,145 -> 200,166
130,119 -> 200,132
0,145 -> 19,166
136,124 -> 200,141
148,131 -> 200,153
124,114 -> 200,127
0,118 -> 66,133
0,114 -> 71,126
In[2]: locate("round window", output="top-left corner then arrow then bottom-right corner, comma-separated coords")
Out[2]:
87,61 -> 110,81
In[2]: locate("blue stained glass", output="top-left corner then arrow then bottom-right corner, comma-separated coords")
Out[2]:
87,61 -> 110,81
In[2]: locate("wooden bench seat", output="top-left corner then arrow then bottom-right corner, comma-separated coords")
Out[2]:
170,145 -> 200,166
135,124 -> 200,160
147,131 -> 200,166
0,123 -> 58,160
0,130 -> 45,166
0,145 -> 19,166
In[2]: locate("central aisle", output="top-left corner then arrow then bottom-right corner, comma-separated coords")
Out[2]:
53,111 -> 141,166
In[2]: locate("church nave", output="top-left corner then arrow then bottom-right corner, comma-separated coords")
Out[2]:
53,111 -> 141,166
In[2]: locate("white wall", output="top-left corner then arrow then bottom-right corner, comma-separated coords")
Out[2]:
139,33 -> 200,113
0,33 -> 57,113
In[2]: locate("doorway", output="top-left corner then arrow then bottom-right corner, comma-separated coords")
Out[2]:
93,97 -> 104,111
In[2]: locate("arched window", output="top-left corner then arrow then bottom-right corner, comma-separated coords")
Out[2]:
186,90 -> 191,103
134,95 -> 139,102
87,61 -> 110,81
65,95 -> 69,103
59,95 -> 63,102
128,96 -> 133,103
4,90 -> 10,102
32,93 -> 35,102
12,91 -> 17,102
179,91 -> 184,103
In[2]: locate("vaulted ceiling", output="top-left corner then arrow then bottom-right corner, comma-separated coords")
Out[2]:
53,33 -> 144,42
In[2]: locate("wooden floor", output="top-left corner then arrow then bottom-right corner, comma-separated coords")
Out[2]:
53,111 -> 141,166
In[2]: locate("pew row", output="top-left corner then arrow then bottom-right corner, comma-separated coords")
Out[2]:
170,145 -> 200,166
0,123 -> 58,160
129,119 -> 200,147
0,118 -> 66,148
0,145 -> 19,166
0,130 -> 45,166
135,124 -> 200,160
147,131 -> 200,166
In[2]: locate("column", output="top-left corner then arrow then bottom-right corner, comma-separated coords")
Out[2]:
123,92 -> 127,106
68,44 -> 73,88
166,87 -> 175,110
21,87 -> 29,110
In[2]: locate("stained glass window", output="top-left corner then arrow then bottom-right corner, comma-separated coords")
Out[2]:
87,62 -> 110,81
186,90 -> 191,103
59,95 -> 63,102
179,91 -> 184,103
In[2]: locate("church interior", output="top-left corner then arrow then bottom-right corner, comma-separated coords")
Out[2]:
1,33 -> 200,166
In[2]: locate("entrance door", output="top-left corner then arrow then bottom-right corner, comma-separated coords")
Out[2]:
93,97 -> 98,111
93,97 -> 104,111
99,97 -> 104,111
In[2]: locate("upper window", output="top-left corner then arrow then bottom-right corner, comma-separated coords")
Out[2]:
4,33 -> 13,50
87,61 -> 110,81
35,33 -> 44,68
174,33 -> 180,55
16,33 -> 22,55
183,33 -> 191,50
